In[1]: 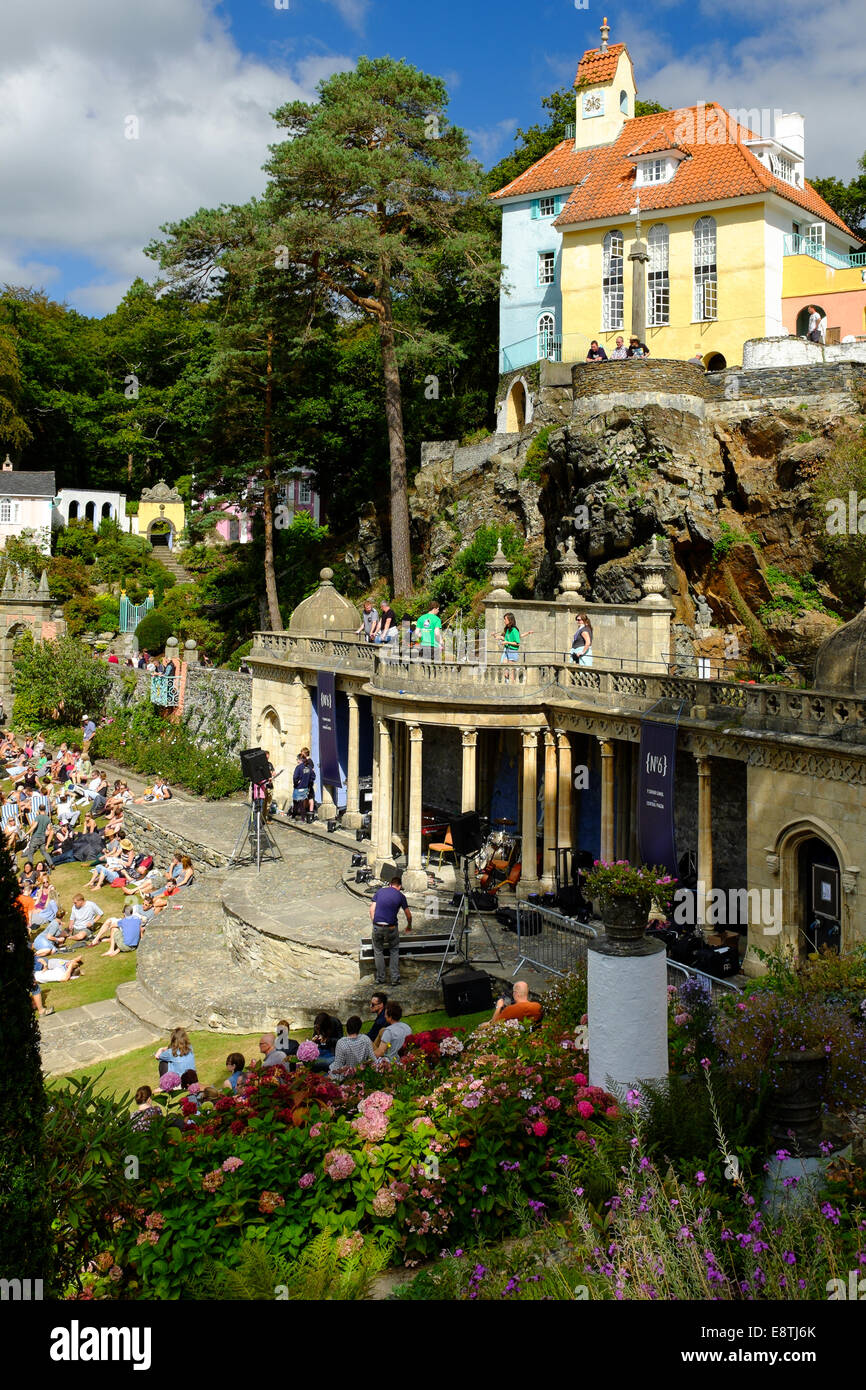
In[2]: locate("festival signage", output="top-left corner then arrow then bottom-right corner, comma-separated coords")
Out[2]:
637,719 -> 678,874
317,671 -> 342,788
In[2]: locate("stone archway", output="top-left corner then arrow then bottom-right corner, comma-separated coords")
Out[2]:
0,620 -> 30,714
257,706 -> 284,775
796,304 -> 826,338
773,817 -> 856,956
147,518 -> 175,549
505,379 -> 527,432
705,352 -> 727,372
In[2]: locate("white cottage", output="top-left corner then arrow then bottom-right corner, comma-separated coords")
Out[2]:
0,457 -> 54,555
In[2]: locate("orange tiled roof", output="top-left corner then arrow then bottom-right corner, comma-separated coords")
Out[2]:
489,104 -> 859,242
575,43 -> 627,88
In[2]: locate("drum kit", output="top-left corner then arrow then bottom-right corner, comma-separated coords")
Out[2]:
474,816 -> 520,886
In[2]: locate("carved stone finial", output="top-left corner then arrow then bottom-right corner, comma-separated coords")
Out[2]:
556,535 -> 586,605
486,540 -> 513,600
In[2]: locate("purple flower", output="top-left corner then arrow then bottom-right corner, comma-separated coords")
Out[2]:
159,1071 -> 182,1092
298,1172 -> 315,1189
695,1171 -> 706,1184
297,1040 -> 320,1062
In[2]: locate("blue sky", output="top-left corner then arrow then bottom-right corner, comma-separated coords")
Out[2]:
0,0 -> 862,315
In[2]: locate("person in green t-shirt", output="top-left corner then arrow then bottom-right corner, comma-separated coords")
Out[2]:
415,604 -> 443,659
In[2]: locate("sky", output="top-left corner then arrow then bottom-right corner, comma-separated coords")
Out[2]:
0,0 -> 863,317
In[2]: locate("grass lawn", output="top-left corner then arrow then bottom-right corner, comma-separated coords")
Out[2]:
28,860 -> 137,1013
53,1008 -> 492,1100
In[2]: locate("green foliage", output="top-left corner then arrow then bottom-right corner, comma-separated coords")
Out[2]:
0,839 -> 52,1286
758,565 -> 834,620
519,425 -> 556,482
813,425 -> 866,609
93,703 -> 245,800
62,595 -> 101,637
711,520 -> 753,564
541,968 -> 588,1032
199,1230 -> 396,1301
429,524 -> 533,619
11,630 -> 112,729
133,607 -> 174,654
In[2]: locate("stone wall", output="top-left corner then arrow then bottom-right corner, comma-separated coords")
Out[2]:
743,337 -> 866,370
123,805 -> 230,868
104,664 -> 252,755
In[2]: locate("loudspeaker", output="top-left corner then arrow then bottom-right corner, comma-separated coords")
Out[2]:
442,968 -> 492,1017
240,747 -> 271,784
351,853 -> 366,867
448,811 -> 483,858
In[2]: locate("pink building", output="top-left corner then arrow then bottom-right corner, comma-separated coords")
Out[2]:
208,471 -> 320,544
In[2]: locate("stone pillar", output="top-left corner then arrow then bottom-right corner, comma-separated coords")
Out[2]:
557,730 -> 573,878
541,731 -> 558,890
403,724 -> 428,894
183,639 -> 199,667
374,718 -> 393,874
368,715 -> 380,867
517,729 -> 540,899
598,738 -> 615,863
629,237 -> 649,345
461,728 -> 478,814
588,929 -> 669,1093
696,755 -> 713,932
343,692 -> 362,830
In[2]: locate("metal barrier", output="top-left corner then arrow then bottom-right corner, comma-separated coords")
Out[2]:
514,901 -> 597,978
666,957 -> 742,1000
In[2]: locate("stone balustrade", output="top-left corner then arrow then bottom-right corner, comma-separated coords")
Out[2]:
249,630 -> 866,743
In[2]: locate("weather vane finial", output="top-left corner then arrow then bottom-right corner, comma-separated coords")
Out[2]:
600,17 -> 610,52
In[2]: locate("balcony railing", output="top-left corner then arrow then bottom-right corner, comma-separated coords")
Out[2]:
150,675 -> 179,707
501,334 -> 562,374
249,632 -> 866,743
783,233 -> 866,270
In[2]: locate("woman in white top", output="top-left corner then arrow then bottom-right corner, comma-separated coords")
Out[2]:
570,615 -> 594,667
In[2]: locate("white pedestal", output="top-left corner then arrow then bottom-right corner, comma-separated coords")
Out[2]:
588,937 -> 669,1093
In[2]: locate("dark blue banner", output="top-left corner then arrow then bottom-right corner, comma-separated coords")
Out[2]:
637,720 -> 678,874
317,672 -> 342,788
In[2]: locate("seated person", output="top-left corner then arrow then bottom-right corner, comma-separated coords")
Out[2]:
135,777 -> 171,804
54,792 -> 80,832
152,856 -> 194,906
1,796 -> 23,850
487,979 -> 543,1026
372,1001 -> 413,1062
86,839 -> 136,889
66,894 -> 103,943
96,904 -> 145,956
47,823 -> 76,865
130,1085 -> 164,1132
310,1011 -> 344,1070
257,1033 -> 287,1069
32,922 -> 67,957
122,863 -> 161,900
19,860 -> 38,893
223,1052 -> 248,1092
154,1028 -> 196,1079
330,1016 -> 377,1077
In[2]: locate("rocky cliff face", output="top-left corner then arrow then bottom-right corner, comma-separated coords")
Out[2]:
346,357 -> 866,678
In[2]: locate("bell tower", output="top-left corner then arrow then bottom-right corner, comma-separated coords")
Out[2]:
573,19 -> 637,151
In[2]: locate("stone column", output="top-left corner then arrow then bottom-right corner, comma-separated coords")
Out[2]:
541,731 -> 558,890
402,724 -> 428,894
517,729 -> 540,899
343,693 -> 362,830
588,929 -> 669,1092
598,738 -> 615,863
557,730 -> 573,879
461,728 -> 478,814
374,718 -> 393,875
367,715 -> 380,867
629,237 -> 649,345
696,755 -> 713,933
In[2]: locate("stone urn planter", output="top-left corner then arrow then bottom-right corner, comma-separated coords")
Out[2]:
767,1048 -> 829,1155
599,894 -> 647,944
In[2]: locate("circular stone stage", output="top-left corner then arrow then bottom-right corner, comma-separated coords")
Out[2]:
121,801 -> 519,1034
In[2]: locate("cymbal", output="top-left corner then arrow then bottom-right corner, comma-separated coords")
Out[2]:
492,817 -> 515,825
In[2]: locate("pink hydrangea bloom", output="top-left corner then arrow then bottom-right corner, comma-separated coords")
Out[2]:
297,1040 -> 320,1062
298,1172 -> 316,1189
324,1149 -> 357,1181
532,1120 -> 548,1137
576,1100 -> 594,1119
221,1156 -> 244,1173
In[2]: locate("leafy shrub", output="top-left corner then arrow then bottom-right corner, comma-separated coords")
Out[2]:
519,425 -> 556,482
134,607 -> 174,654
92,703 -> 245,800
62,595 -> 101,637
429,524 -> 534,619
11,631 -> 112,729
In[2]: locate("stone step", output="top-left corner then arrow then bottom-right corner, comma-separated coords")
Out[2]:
116,980 -> 196,1034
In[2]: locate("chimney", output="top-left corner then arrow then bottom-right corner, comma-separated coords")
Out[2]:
774,112 -> 805,163
2,455 -> 12,472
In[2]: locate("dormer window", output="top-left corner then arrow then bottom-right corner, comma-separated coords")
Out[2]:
769,152 -> 796,185
635,157 -> 676,186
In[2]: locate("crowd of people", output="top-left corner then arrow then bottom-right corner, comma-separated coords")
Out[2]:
1,727 -> 190,1016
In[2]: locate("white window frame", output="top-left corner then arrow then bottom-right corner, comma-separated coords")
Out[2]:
693,216 -> 718,322
0,499 -> 10,524
647,223 -> 670,327
537,313 -> 557,361
806,223 -> 825,252
538,251 -> 556,286
637,158 -> 667,185
538,195 -> 556,218
602,231 -> 624,331
298,477 -> 312,506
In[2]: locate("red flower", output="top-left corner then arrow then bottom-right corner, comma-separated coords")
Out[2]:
180,1100 -> 197,1116
229,1118 -> 247,1134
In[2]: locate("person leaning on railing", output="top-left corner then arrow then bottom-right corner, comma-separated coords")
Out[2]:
569,615 -> 593,667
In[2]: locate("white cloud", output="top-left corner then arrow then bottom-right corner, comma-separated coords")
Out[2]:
321,0 -> 371,32
467,118 -> 519,164
0,0 -> 355,314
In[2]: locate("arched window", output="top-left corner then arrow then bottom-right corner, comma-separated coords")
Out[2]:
620,89 -> 629,115
602,231 -> 624,330
85,500 -> 96,523
537,313 -> 557,360
647,224 -> 670,326
694,217 -> 718,321
101,501 -> 112,519
68,500 -> 79,519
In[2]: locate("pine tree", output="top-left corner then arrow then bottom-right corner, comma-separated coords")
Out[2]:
0,840 -> 52,1287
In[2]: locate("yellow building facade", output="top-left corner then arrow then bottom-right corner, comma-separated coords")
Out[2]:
560,202 -> 769,368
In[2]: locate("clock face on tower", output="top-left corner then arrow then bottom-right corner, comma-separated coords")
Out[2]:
582,89 -> 605,118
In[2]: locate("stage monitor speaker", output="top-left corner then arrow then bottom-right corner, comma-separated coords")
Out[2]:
442,968 -> 492,1017
240,747 -> 271,784
448,811 -> 483,859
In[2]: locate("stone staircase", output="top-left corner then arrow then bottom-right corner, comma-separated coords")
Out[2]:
150,545 -> 192,584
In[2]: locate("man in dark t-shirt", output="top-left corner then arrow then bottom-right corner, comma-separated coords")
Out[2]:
368,876 -> 412,986
366,991 -> 389,1044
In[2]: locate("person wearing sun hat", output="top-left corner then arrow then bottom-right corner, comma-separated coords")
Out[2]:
84,837 -> 137,890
